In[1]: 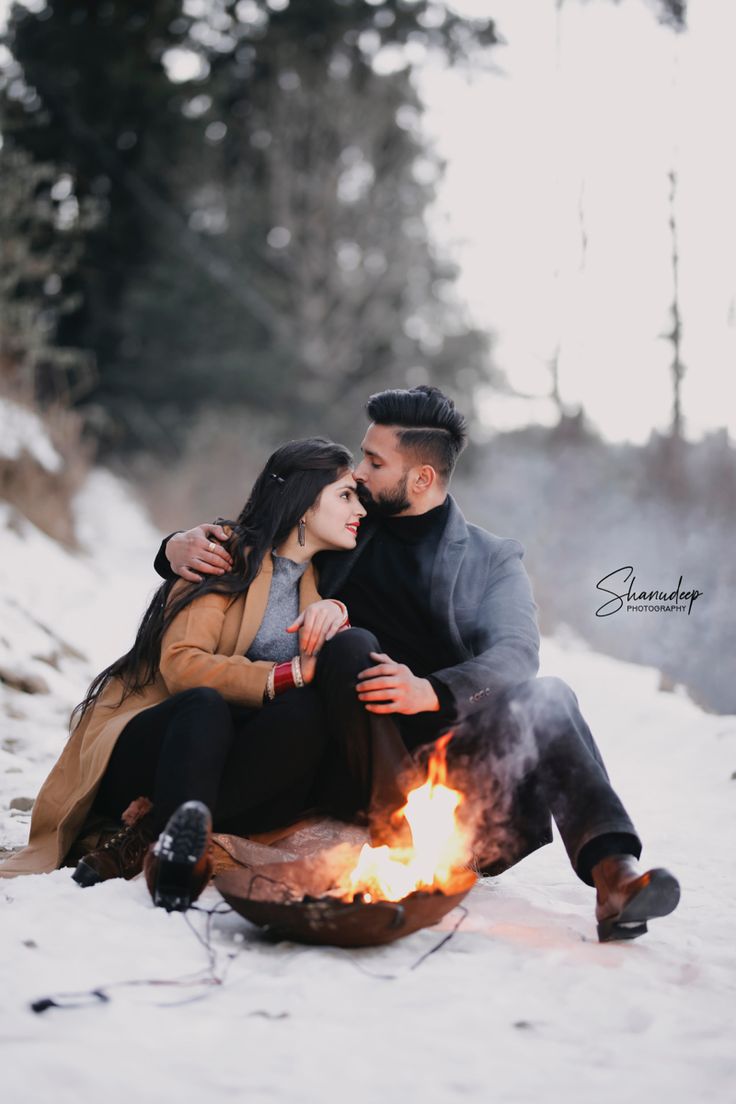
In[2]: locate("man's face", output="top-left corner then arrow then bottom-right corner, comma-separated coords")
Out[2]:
353,423 -> 412,516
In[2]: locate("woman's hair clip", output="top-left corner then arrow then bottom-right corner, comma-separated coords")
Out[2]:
269,472 -> 286,485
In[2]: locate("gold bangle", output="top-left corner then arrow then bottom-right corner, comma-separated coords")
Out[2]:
265,665 -> 276,702
291,655 -> 304,689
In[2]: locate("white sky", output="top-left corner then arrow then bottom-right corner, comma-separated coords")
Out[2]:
1,0 -> 734,443
424,0 -> 736,441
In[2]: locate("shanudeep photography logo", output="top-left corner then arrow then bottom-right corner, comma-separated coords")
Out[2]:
595,566 -> 703,618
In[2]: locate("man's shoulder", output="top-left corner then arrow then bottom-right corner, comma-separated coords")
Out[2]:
467,523 -> 523,554
446,498 -> 524,560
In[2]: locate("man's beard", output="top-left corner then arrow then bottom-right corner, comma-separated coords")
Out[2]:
357,473 -> 410,517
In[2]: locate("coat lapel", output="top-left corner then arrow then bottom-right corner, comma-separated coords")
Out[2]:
233,553 -> 273,656
429,496 -> 471,659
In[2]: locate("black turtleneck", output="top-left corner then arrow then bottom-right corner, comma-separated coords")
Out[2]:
335,499 -> 455,715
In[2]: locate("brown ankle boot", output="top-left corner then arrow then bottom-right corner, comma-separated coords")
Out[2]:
593,854 -> 680,942
72,797 -> 156,887
143,801 -> 213,913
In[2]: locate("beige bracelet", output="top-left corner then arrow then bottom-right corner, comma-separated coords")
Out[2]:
291,655 -> 304,689
265,664 -> 276,702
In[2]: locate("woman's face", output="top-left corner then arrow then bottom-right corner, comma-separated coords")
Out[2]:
307,472 -> 367,551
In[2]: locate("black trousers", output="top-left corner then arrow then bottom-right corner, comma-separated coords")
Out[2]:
93,628 -> 410,837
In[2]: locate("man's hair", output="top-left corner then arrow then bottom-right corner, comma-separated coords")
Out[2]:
366,385 -> 468,483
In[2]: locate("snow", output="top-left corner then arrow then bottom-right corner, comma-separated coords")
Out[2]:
0,397 -> 63,472
1,471 -> 735,1103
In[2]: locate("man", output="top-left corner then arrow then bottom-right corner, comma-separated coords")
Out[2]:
158,386 -> 680,942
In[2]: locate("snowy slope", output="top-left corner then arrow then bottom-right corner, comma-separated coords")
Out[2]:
0,471 -> 163,847
1,475 -> 734,1104
0,397 -> 62,471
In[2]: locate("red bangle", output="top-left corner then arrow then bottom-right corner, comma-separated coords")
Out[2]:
273,661 -> 296,696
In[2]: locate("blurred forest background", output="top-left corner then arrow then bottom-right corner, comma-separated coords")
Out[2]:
1,0 -> 734,713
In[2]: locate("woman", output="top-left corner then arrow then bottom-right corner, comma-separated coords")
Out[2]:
0,438 -> 411,907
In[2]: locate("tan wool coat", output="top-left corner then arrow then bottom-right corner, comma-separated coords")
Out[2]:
0,554 -> 321,878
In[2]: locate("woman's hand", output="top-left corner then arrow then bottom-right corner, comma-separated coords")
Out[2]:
166,524 -> 233,582
287,600 -> 347,657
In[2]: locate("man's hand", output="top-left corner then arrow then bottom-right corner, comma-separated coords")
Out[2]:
166,524 -> 233,582
357,652 -> 440,715
287,600 -> 346,658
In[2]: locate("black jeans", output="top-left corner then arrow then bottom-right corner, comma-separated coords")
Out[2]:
442,676 -> 641,886
93,628 -> 410,836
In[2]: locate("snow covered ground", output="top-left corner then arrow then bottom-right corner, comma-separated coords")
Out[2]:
1,469 -> 734,1104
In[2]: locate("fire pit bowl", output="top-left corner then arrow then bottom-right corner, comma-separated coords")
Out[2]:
215,867 -> 477,948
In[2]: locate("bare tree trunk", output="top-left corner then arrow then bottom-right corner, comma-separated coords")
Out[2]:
667,168 -> 685,440
549,343 -> 564,418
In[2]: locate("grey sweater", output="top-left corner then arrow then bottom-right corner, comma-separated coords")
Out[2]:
245,553 -> 307,664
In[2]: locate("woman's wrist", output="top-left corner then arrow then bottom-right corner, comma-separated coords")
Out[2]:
291,655 -> 304,688
264,664 -> 277,702
264,657 -> 304,702
274,660 -> 296,695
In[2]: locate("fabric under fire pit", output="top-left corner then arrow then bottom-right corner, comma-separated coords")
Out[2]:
210,816 -> 476,947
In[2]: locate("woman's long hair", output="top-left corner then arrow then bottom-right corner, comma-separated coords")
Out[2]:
74,437 -> 353,722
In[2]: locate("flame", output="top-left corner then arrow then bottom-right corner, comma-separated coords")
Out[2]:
340,733 -> 470,902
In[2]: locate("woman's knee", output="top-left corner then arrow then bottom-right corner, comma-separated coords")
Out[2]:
173,686 -> 230,721
166,687 -> 234,757
318,627 -> 381,674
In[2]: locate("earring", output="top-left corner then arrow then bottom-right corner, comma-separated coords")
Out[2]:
298,519 -> 306,547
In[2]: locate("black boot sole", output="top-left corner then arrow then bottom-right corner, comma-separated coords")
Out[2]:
597,867 -> 681,943
71,859 -> 103,888
153,801 -> 211,913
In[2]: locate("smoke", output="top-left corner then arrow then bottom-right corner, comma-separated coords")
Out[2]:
445,680 -> 569,875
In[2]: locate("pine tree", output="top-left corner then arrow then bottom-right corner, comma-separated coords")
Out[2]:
0,145 -> 94,401
1,0 -> 199,443
2,1 -> 499,448
114,0 -> 499,444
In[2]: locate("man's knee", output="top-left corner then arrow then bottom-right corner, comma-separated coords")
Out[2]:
500,675 -> 577,717
456,675 -> 577,755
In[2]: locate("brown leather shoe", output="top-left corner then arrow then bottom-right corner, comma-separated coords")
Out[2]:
144,801 -> 213,913
593,854 -> 680,942
72,797 -> 156,887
